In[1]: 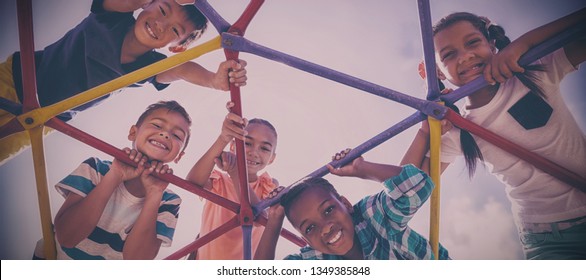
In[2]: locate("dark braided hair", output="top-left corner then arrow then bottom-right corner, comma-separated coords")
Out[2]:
433,12 -> 546,177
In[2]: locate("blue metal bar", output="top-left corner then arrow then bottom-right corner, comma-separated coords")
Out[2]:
194,0 -> 231,34
242,225 -> 252,260
0,97 -> 23,116
417,0 -> 441,101
221,33 -> 448,120
253,111 -> 428,213
442,21 -> 586,104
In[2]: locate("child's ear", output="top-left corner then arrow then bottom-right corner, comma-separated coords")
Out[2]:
436,68 -> 446,81
268,153 -> 277,165
128,125 -> 138,141
340,196 -> 354,214
174,151 -> 185,164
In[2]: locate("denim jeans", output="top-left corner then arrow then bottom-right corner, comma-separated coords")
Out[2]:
519,220 -> 586,259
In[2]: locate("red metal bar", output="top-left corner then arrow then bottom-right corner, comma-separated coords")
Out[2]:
445,109 -> 586,192
16,0 -> 40,113
228,0 -> 265,36
164,216 -> 241,260
255,214 -> 307,247
0,118 -> 25,140
45,118 -> 241,213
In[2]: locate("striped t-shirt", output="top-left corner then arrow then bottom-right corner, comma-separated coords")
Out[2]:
55,157 -> 181,259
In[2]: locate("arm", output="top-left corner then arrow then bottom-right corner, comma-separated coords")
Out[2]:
156,60 -> 248,91
254,204 -> 285,260
102,0 -> 151,13
123,162 -> 173,259
485,8 -> 586,84
54,150 -> 147,248
185,104 -> 246,188
400,120 -> 452,175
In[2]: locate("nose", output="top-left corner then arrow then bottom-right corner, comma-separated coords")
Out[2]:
457,50 -> 474,65
321,222 -> 334,237
154,20 -> 166,33
159,132 -> 169,139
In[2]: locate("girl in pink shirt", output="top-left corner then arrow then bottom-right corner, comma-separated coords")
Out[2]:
186,102 -> 279,259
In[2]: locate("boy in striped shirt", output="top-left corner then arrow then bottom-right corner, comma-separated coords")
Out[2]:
53,100 -> 190,259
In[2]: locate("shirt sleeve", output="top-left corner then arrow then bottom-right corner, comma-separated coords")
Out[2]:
55,157 -> 110,199
157,191 -> 182,246
360,164 -> 434,235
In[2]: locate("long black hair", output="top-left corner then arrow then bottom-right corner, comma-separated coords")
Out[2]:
433,12 -> 546,177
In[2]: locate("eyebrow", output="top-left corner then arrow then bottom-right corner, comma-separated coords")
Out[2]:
438,31 -> 483,54
298,198 -> 330,231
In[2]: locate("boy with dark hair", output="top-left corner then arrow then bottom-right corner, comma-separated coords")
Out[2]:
256,149 -> 450,260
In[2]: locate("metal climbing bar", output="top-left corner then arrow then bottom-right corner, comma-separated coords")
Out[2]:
223,0 -> 265,260
444,109 -> 586,191
0,98 -> 23,116
194,0 -> 231,34
221,33 -> 449,121
442,21 -> 586,104
254,111 -> 428,213
16,36 -> 223,131
165,216 -> 241,260
418,0 -> 441,100
16,0 -> 57,260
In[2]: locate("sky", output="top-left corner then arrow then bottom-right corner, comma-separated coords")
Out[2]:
0,0 -> 585,260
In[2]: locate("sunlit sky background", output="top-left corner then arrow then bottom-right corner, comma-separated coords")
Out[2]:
1,0 -> 584,260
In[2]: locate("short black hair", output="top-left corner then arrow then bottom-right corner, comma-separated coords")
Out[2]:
281,177 -> 341,216
178,4 -> 208,47
135,100 -> 192,151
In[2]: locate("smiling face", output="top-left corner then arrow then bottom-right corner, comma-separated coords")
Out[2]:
287,186 -> 357,257
241,122 -> 277,176
133,0 -> 198,50
128,108 -> 191,163
434,20 -> 496,87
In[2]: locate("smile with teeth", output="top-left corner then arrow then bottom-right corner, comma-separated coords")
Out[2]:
149,139 -> 168,150
459,63 -> 484,76
247,160 -> 261,166
146,22 -> 158,40
326,230 -> 342,245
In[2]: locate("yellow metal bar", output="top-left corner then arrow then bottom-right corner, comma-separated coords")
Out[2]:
428,114 -> 442,260
29,126 -> 57,259
17,36 -> 223,129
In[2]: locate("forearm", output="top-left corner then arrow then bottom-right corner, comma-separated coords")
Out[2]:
156,62 -> 216,88
516,8 -> 586,50
123,194 -> 163,260
186,137 -> 230,186
254,217 -> 283,260
54,172 -> 122,247
400,129 -> 430,173
353,160 -> 404,183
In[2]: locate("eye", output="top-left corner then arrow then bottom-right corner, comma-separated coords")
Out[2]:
152,123 -> 161,129
305,224 -> 315,235
173,134 -> 183,141
325,205 -> 334,215
172,27 -> 180,37
159,6 -> 166,16
441,51 -> 455,61
467,38 -> 481,46
261,146 -> 271,152
245,142 -> 252,147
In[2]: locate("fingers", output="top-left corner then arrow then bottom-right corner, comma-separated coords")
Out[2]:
224,59 -> 248,87
331,148 -> 352,161
267,186 -> 285,199
147,161 -> 173,175
222,112 -> 247,141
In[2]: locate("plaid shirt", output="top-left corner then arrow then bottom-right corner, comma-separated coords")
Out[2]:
284,164 -> 450,260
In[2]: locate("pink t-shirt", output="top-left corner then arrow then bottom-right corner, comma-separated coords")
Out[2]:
196,170 -> 276,259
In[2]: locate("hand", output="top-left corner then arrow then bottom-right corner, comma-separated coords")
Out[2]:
219,102 -> 247,143
215,151 -> 238,176
110,148 -> 148,181
140,160 -> 172,197
212,60 -> 248,90
419,88 -> 454,136
327,148 -> 365,177
484,41 -> 528,85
